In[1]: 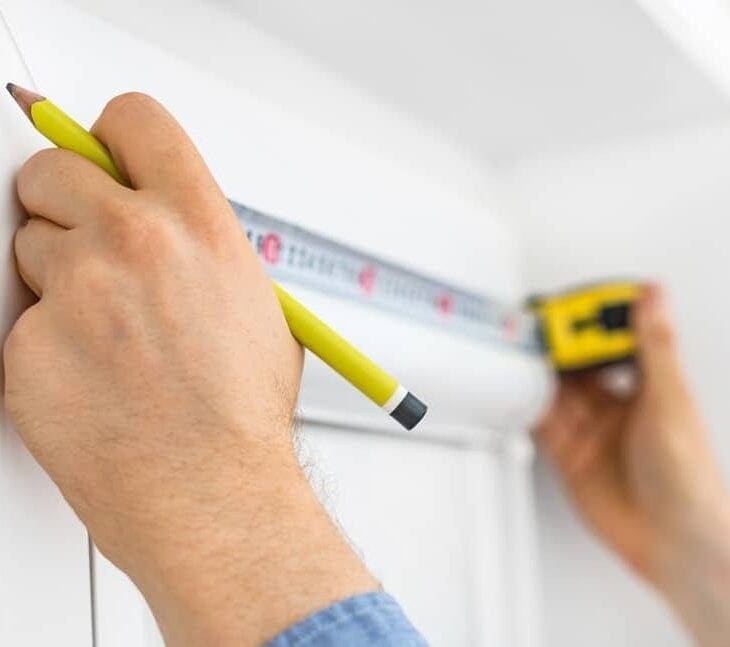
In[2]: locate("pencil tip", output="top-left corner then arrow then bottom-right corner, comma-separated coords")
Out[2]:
4,83 -> 44,121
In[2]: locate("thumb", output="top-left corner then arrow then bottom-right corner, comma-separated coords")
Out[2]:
634,284 -> 686,400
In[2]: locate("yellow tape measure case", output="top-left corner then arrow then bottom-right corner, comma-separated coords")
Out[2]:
530,282 -> 640,372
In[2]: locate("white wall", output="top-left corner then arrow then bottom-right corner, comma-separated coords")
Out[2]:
73,4 -> 730,645
63,0 -> 515,299
503,118 -> 730,646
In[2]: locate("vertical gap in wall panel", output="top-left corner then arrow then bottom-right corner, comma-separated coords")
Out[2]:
88,533 -> 98,647
462,450 -> 488,647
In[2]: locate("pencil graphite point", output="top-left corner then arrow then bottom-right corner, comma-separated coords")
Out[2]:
5,81 -> 44,121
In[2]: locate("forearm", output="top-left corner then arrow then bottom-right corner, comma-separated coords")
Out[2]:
127,449 -> 379,647
653,503 -> 730,647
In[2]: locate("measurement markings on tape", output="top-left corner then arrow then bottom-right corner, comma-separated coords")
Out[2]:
230,201 -> 542,355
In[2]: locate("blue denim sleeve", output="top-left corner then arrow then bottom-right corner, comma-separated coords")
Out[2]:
265,592 -> 429,647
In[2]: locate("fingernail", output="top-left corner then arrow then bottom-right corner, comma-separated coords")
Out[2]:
637,282 -> 676,348
642,283 -> 670,322
642,282 -> 662,306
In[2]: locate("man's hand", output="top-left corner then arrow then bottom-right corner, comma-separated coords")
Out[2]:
5,93 -> 377,646
535,284 -> 730,646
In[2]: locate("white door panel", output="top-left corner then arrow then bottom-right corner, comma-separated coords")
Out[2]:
303,426 -> 509,647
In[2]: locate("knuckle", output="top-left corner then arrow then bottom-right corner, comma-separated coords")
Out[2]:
194,213 -> 235,250
94,189 -> 132,222
16,216 -> 47,242
61,254 -> 137,342
4,322 -> 26,361
109,213 -> 178,266
45,248 -> 109,302
20,148 -> 59,175
100,92 -> 159,124
14,220 -> 59,288
67,255 -> 113,297
4,308 -> 40,362
14,221 -> 33,262
17,149 -> 62,200
181,198 -> 242,254
13,219 -> 31,253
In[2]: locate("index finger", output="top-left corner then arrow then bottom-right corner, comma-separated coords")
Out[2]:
90,93 -> 219,200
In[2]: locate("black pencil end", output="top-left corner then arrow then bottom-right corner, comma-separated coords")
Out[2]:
390,392 -> 428,430
5,82 -> 16,97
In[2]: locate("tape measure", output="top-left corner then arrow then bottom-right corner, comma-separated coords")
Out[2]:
230,200 -> 640,372
231,201 -> 542,355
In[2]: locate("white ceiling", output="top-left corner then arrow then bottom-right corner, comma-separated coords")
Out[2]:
213,0 -> 730,164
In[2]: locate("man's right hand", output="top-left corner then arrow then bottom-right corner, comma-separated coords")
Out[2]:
535,284 -> 730,646
5,92 -> 378,647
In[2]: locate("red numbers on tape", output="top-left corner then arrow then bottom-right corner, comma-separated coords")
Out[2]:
358,266 -> 377,294
261,233 -> 282,265
436,293 -> 454,316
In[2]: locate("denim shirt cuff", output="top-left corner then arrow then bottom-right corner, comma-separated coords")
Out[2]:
265,591 -> 428,647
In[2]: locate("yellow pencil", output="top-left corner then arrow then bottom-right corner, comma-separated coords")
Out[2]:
5,83 -> 427,430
